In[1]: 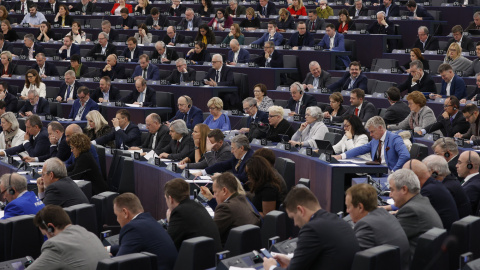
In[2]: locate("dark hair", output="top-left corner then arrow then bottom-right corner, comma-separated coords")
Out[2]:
76,86 -> 89,96
207,129 -> 225,142
164,178 -> 189,202
26,114 -> 42,129
216,8 -> 229,19
325,23 -> 335,30
406,0 -> 417,7
254,83 -> 267,97
351,88 -> 365,99
245,156 -> 282,193
215,172 -> 238,193
386,87 -> 401,101
462,103 -> 479,114
70,54 -> 81,64
0,33 -> 4,41
343,115 -> 368,137
25,69 -> 41,88
59,4 -> 69,15
195,41 -> 207,50
203,0 -> 213,8
253,148 -> 276,166
127,36 -> 137,44
410,48 -> 425,62
120,7 -> 129,14
197,24 -> 215,44
0,100 -> 6,109
283,186 -> 319,213
448,96 -> 460,110
151,7 -> 159,15
349,61 -> 361,68
438,63 -> 453,74
138,23 -> 149,34
268,20 -> 277,28
41,21 -> 51,31
33,205 -> 72,231
338,9 -> 352,25
116,109 -> 130,121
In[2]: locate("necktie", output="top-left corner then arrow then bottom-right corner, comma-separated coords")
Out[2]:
295,101 -> 300,114
375,140 -> 383,163
215,71 -> 219,82
172,37 -> 175,43
311,21 -> 315,31
76,102 -> 86,120
262,6 -> 266,16
143,69 -> 147,79
151,133 -> 157,149
33,104 -> 37,114
355,9 -> 359,16
22,3 -> 25,14
354,108 -> 359,116
82,4 -> 86,13
450,117 -> 454,125
183,113 -> 187,121
137,92 -> 144,103
66,85 -> 71,99
235,159 -> 242,171
179,73 -> 184,83
313,77 -> 319,89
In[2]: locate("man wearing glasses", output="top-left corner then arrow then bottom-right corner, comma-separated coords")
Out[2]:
165,58 -> 196,84
398,60 -> 436,96
455,104 -> 480,141
87,32 -> 117,61
68,86 -> 99,121
412,26 -> 439,53
287,21 -> 315,49
254,41 -> 283,68
167,95 -> 203,129
240,97 -> 269,140
0,173 -> 44,219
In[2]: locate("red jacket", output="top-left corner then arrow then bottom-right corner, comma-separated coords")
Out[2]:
111,3 -> 133,15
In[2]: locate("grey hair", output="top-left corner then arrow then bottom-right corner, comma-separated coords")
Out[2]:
212,54 -> 223,63
354,0 -> 362,2
155,41 -> 166,49
99,31 -> 109,40
1,112 -> 19,131
319,0 -> 327,3
147,113 -> 161,124
243,97 -> 257,107
365,116 -> 386,129
264,41 -> 275,48
44,157 -> 68,179
309,61 -> 320,68
418,26 -> 429,35
101,20 -> 111,26
388,169 -> 421,194
24,34 -> 35,42
306,106 -> 323,121
376,11 -> 386,17
229,0 -> 238,4
176,58 -> 187,65
431,137 -> 458,155
170,119 -> 189,135
0,173 -> 27,193
64,70 -> 76,78
410,60 -> 423,70
476,72 -> 480,78
422,155 -> 451,177
231,134 -> 250,150
230,39 -> 239,46
36,53 -> 46,59
474,11 -> 480,19
28,89 -> 39,97
290,82 -> 303,93
186,8 -> 194,13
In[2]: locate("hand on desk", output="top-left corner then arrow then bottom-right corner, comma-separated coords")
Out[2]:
263,254 -> 291,269
23,156 -> 36,163
333,154 -> 342,160
204,79 -> 218,87
159,152 -> 169,158
191,171 -> 203,177
454,132 -> 462,138
239,128 -> 249,133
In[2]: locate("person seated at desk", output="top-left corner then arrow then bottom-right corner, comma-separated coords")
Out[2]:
287,21 -> 315,49
447,25 -> 475,53
303,61 -> 332,91
333,115 -> 370,160
430,63 -> 467,100
24,121 -> 70,163
266,105 -> 295,142
66,124 -> 100,169
21,34 -> 45,59
327,61 -> 367,93
134,0 -> 152,15
179,123 -> 209,164
251,21 -> 284,46
111,0 -> 132,15
465,42 -> 480,77
121,37 -> 143,63
101,54 -> 126,80
222,24 -> 245,45
285,82 -> 317,117
465,11 -> 480,31
68,55 -> 88,79
32,53 -> 59,78
289,106 -> 328,148
253,84 -> 273,112
401,48 -> 429,73
69,0 -> 95,15
0,112 -> 24,151
163,26 -> 186,46
1,20 -> 18,43
132,54 -> 160,81
151,41 -> 179,64
93,109 -> 142,149
204,54 -> 235,89
53,4 -> 73,27
456,151 -> 480,214
168,95 -> 203,130
36,21 -> 54,42
318,23 -> 351,69
239,7 -> 260,30
226,0 -> 246,17
398,60 -> 436,96
20,69 -> 46,100
254,41 -> 284,68
255,0 -> 276,18
145,7 -> 169,30
0,173 -> 44,220
444,43 -> 472,74
21,4 -> 46,28
195,24 -> 216,45
227,39 -> 250,65
455,104 -> 480,141
368,11 -> 394,35
349,0 -> 368,17
388,91 -> 436,133
121,78 -> 156,107
288,0 -> 307,17
208,8 -> 233,31
412,26 -> 439,53
165,58 -> 196,84
178,129 -> 232,170
158,119 -> 195,160
0,51 -> 14,78
169,0 -> 186,16
56,70 -> 84,102
68,86 -> 99,121
276,8 -> 295,32
86,32 -> 117,62
240,97 -> 269,140
323,92 -> 347,119
462,73 -> 480,104
384,87 -> 411,125
100,20 -> 119,43
418,96 -> 469,137
204,97 -> 231,131
0,83 -> 17,112
84,111 -> 114,148
306,9 -> 325,33
334,116 -> 410,171
377,0 -> 399,17
316,0 -> 334,19
19,90 -> 50,117
129,113 -> 171,154
336,9 -> 356,34
334,88 -> 377,123
432,137 -> 460,178
406,0 -> 434,20
91,76 -> 121,103
1,115 -> 50,158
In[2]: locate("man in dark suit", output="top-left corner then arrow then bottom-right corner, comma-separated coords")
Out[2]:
43,0 -> 60,14
332,89 -> 377,123
25,121 -> 71,162
1,115 -> 50,158
36,158 -> 90,207
116,7 -> 137,29
239,97 -> 269,139
91,76 -> 121,103
306,10 -> 325,32
69,0 -> 95,14
432,137 -> 460,178
432,63 -> 467,100
368,11 -> 394,34
101,20 -> 119,42
130,113 -> 171,154
58,36 -> 80,60
204,54 -> 237,106
327,61 -> 367,92
255,0 -> 276,18
68,86 -> 99,121
447,25 -> 475,52
168,96 -> 203,130
95,109 -> 142,149
0,33 -> 13,54
378,0 -> 399,17
346,184 -> 410,270
21,34 -> 45,58
285,82 -> 317,117
398,60 -> 436,96
178,8 -> 203,30
32,53 -> 59,78
227,39 -> 250,65
163,26 -> 186,46
151,41 -> 179,64
412,26 -> 440,52
457,151 -> 480,213
263,187 -> 359,270
158,120 -> 195,160
165,58 -> 196,84
111,193 -> 177,270
19,90 -> 50,116
418,96 -> 469,137
100,54 -> 126,80
169,0 -> 186,16
121,78 -> 156,107
87,32 -> 117,62
251,21 -> 284,46
56,70 -> 84,102
226,0 -> 246,16
132,54 -> 160,81
0,82 -> 17,113
164,178 -> 222,251
458,104 -> 480,142
10,0 -> 33,15
121,37 -> 143,62
254,41 -> 283,67
145,7 -> 169,30
406,0 -> 434,20
302,61 -> 331,91
287,21 -> 315,48
0,173 -> 44,219
349,0 -> 369,17
384,87 -> 410,125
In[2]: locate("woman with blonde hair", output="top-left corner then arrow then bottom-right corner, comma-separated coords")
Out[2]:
266,106 -> 295,142
222,23 -> 245,45
84,110 -> 114,148
444,42 -> 472,73
287,0 -> 306,17
277,8 -> 295,32
203,97 -> 231,131
0,51 -> 14,78
134,0 -> 152,14
179,123 -> 210,164
0,112 -> 25,149
240,7 -> 260,30
20,69 -> 46,100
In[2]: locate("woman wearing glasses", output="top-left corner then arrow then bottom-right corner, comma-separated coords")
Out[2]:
203,97 -> 231,131
444,43 -> 472,74
253,84 -> 273,112
266,106 -> 295,142
333,115 -> 370,160
289,106 -> 328,148
20,69 -> 46,100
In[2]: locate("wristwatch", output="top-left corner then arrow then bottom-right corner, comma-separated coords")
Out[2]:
194,146 -> 199,150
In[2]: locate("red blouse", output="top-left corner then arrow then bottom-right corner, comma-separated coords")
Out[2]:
337,22 -> 349,33
287,6 -> 307,16
111,3 -> 133,15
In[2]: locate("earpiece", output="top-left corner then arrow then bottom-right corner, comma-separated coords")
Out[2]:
7,173 -> 14,195
183,95 -> 192,108
467,151 -> 473,170
431,171 -> 438,178
42,220 -> 54,234
442,138 -> 450,158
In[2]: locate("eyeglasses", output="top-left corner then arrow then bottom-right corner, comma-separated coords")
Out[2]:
268,115 -> 279,118
305,113 -> 311,117
243,106 -> 252,111
443,104 -> 453,108
208,107 -> 217,110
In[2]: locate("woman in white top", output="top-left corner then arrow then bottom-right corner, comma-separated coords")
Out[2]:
65,22 -> 87,44
0,112 -> 25,150
289,106 -> 329,148
333,115 -> 370,160
20,69 -> 46,100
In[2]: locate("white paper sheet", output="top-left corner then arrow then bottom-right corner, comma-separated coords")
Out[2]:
125,103 -> 141,107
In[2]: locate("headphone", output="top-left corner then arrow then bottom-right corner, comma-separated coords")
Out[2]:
431,171 -> 439,178
442,138 -> 450,158
292,82 -> 303,95
467,151 -> 473,170
41,219 -> 54,234
182,95 -> 192,108
6,173 -> 14,196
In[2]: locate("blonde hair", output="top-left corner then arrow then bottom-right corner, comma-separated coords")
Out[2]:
1,51 -> 12,62
268,105 -> 284,119
445,42 -> 462,61
85,110 -> 109,133
207,97 -> 223,110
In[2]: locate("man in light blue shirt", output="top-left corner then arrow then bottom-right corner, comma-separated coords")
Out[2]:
20,4 -> 46,28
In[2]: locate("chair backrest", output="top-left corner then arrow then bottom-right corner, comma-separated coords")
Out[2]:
91,191 -> 120,235
224,224 -> 262,256
14,65 -> 28,76
159,70 -> 171,79
107,150 -> 124,191
449,216 -> 480,270
428,60 -> 443,75
93,144 -> 107,182
373,81 -> 396,94
244,37 -> 257,45
0,215 -> 44,261
344,39 -> 356,61
410,143 -> 428,161
367,79 -> 378,94
173,236 -> 216,270
283,55 -> 298,69
63,203 -> 98,236
234,72 -> 250,101
96,252 -> 157,270
351,245 -> 401,270
119,90 -> 131,99
371,59 -> 399,72
324,132 -> 342,145
75,180 -> 93,200
155,91 -> 175,119
274,157 -> 295,191
410,228 -> 448,270
273,99 -> 288,107
118,157 -> 135,194
46,87 -> 60,99
261,210 -> 286,248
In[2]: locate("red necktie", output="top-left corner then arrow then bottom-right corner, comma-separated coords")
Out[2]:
354,108 -> 359,116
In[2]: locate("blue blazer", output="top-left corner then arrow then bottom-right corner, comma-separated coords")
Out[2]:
318,33 -> 350,67
441,75 -> 466,99
5,127 -> 50,157
1,191 -> 45,219
287,31 -> 315,47
205,148 -> 254,184
68,98 -> 99,120
227,48 -> 250,64
95,123 -> 142,149
111,212 -> 178,270
327,71 -> 368,92
132,64 -> 160,80
378,3 -> 400,17
408,6 -> 434,20
462,174 -> 480,214
344,131 -> 410,171
169,105 -> 203,130
251,32 -> 284,46
60,43 -> 80,60
203,113 -> 231,131
121,46 -> 144,62
65,144 -> 100,169
246,110 -> 269,128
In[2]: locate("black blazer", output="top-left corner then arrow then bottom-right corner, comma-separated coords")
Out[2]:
348,6 -> 368,17
266,118 -> 295,142
151,47 -> 179,63
255,2 -> 276,17
368,20 -> 394,35
163,33 -> 186,45
141,124 -> 171,153
121,46 -> 143,62
38,134 -> 70,162
53,14 -> 74,26
447,36 -> 475,52
467,87 -> 480,100
5,127 -> 50,157
378,3 -> 400,17
158,133 -> 195,161
31,62 -> 60,77
3,30 -> 18,42
423,112 -> 470,137
58,80 -> 84,101
0,63 -> 15,77
42,177 -> 89,207
333,100 -> 377,123
145,14 -> 169,28
463,173 -> 480,213
42,1 -> 60,13
302,70 -> 332,89
204,66 -> 235,86
205,148 -> 254,184
70,2 -> 95,14
91,86 -> 121,103
106,29 -> 119,42
412,35 -> 440,52
178,16 -> 203,30
325,105 -> 347,117
11,1 -> 33,12
0,41 -> 14,53
20,43 -> 45,58
254,50 -> 283,68
285,93 -> 318,116
135,4 -> 153,14
384,101 -> 410,125
121,87 -> 156,107
19,97 -> 50,116
116,16 -> 137,29
68,151 -> 108,195
443,174 -> 472,219
398,72 -> 436,96
186,49 -> 212,64
86,43 -> 117,61
100,63 -> 126,80
169,4 -> 186,16
306,18 -> 325,32
96,123 -> 142,149
421,178 -> 459,230
3,92 -> 17,113
166,67 -> 196,84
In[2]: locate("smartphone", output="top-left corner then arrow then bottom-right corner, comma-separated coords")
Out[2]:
260,248 -> 273,258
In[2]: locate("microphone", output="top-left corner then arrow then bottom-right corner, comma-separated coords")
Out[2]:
69,169 -> 91,179
280,120 -> 295,144
103,224 -> 121,230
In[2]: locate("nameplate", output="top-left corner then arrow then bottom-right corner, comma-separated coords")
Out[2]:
93,77 -> 101,82
432,133 -> 440,141
134,152 -> 141,160
45,114 -> 54,121
293,114 -> 300,122
127,78 -> 135,83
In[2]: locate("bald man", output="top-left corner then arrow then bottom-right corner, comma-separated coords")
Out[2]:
167,96 -> 203,130
457,151 -> 480,213
227,39 -> 250,65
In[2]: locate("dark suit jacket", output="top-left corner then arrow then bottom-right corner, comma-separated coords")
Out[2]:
302,70 -> 332,89
204,66 -> 235,86
333,100 -> 377,123
348,6 -> 369,17
38,134 -> 70,162
95,123 -> 142,149
285,93 -> 317,116
206,148 -> 253,184
368,20 -> 394,35
140,124 -> 171,153
157,133 -> 194,160
421,177 -> 459,231
5,127 -> 50,157
0,41 -> 13,53
21,43 -> 45,58
266,118 -> 295,142
111,212 -> 178,270
70,1 -> 95,14
58,80 -> 84,101
254,50 -> 283,68
246,110 -> 269,128
121,46 -> 144,62
448,155 -> 459,179
187,143 -> 232,169
178,16 -> 203,30
100,63 -> 126,80
11,1 -> 33,12
227,48 -> 250,64
163,33 -> 186,45
423,111 -> 469,137
462,173 -> 480,214
0,63 -> 15,77
67,151 -> 107,195
440,75 -> 467,99
286,31 -> 315,47
168,106 -> 203,130
86,43 -> 117,61
384,101 -> 410,125
447,36 -> 476,52
31,62 -> 60,77
42,1 -> 60,13
327,71 -> 368,92
378,3 -> 400,17
165,67 -> 196,84
132,64 -> 160,80
255,2 -> 276,17
398,72 -> 436,96
443,174 -> 472,219
90,86 -> 121,103
121,87 -> 156,107
412,35 -> 440,52
42,177 -> 89,207
145,14 -> 169,28
169,4 -> 186,16
408,5 -> 434,20
168,199 -> 222,251
19,97 -> 50,116
151,47 -> 179,64
106,29 -> 119,42
60,44 -> 80,60
274,209 -> 359,270
68,98 -> 99,120
3,92 -> 17,113
251,32 -> 284,46
306,18 -> 325,32
116,16 -> 137,29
